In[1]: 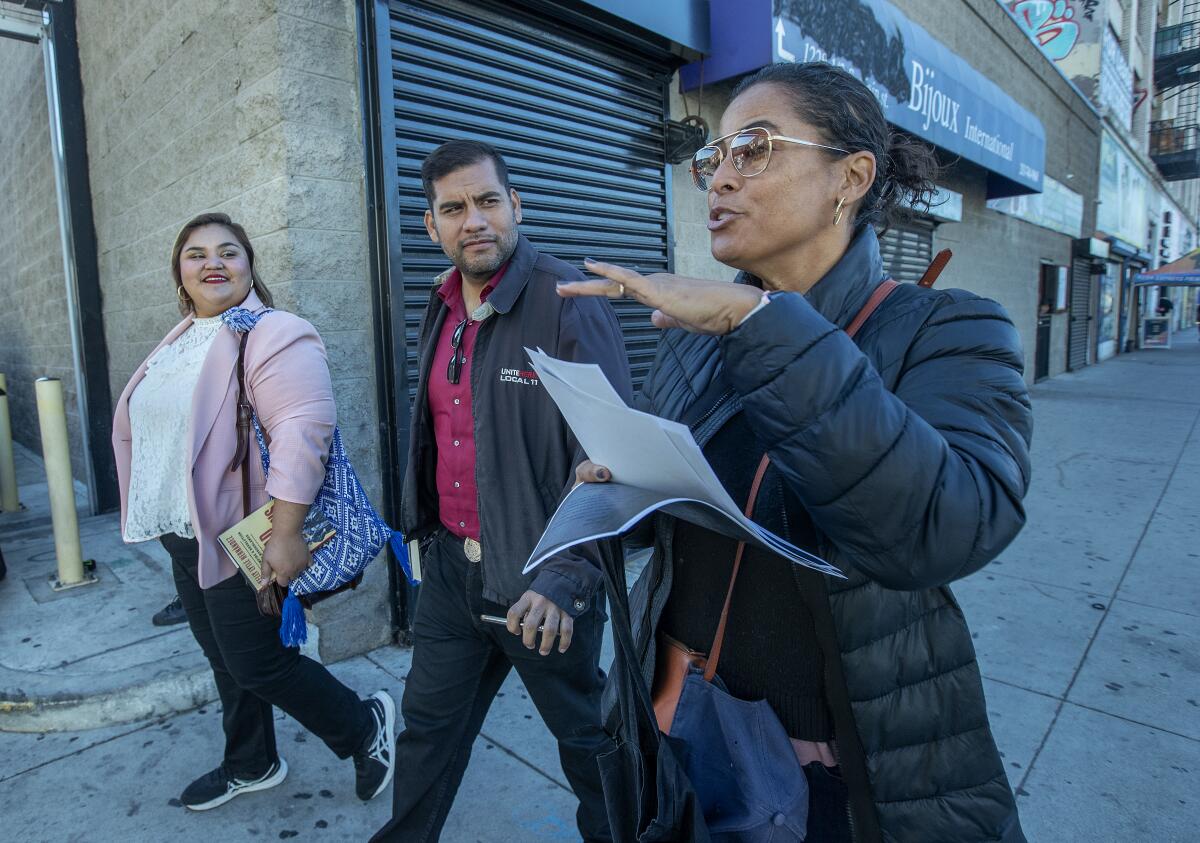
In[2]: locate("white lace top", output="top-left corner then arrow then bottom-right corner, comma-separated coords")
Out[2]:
123,316 -> 225,542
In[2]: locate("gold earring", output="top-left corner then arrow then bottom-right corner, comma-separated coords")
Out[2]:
176,285 -> 190,303
833,196 -> 847,227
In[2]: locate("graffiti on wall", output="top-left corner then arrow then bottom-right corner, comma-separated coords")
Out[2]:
774,0 -> 911,103
998,0 -> 1104,97
1001,1 -> 1099,61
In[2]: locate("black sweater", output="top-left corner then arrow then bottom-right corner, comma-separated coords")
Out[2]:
659,409 -> 831,741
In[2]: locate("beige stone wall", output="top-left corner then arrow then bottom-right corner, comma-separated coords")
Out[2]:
667,77 -> 739,282
75,0 -> 388,659
0,38 -> 89,482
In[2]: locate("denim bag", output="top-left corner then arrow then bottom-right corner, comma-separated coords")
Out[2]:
669,668 -> 808,840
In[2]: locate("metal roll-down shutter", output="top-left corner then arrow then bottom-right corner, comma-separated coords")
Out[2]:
381,0 -> 675,396
1067,259 -> 1093,370
878,218 -> 935,284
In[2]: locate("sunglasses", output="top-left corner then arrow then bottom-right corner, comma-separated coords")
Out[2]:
690,126 -> 849,191
447,318 -> 469,385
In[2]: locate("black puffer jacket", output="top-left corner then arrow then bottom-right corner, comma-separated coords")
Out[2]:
622,226 -> 1033,842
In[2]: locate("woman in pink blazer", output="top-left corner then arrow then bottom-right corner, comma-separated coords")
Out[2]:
112,213 -> 395,811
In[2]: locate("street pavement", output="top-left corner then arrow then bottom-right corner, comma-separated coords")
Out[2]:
2,332 -> 1198,841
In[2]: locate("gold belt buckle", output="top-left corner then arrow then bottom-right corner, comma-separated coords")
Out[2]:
463,537 -> 482,563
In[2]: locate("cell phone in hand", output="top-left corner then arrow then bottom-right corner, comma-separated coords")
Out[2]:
479,613 -> 546,632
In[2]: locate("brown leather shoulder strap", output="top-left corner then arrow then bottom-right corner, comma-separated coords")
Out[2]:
704,453 -> 771,681
845,278 -> 899,340
918,249 -> 952,288
228,333 -> 253,518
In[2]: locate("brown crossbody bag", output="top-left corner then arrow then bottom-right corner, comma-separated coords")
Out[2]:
652,453 -> 772,732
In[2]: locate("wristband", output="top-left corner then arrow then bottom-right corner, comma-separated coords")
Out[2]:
738,289 -> 773,326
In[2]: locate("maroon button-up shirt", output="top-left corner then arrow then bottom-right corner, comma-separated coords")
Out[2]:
427,263 -> 509,539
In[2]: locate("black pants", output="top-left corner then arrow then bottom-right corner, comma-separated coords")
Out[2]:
802,762 -> 852,842
163,533 -> 372,778
372,530 -> 612,842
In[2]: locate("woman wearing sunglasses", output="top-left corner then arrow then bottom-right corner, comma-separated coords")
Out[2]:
561,63 -> 1032,842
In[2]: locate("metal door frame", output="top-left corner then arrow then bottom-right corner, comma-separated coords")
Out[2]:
0,0 -> 115,515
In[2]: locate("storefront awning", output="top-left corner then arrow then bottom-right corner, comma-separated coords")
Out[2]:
579,0 -> 710,57
1134,248 -> 1200,285
680,0 -> 1046,198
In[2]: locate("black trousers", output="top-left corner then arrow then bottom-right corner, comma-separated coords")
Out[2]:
163,533 -> 372,778
802,762 -> 853,842
372,530 -> 612,842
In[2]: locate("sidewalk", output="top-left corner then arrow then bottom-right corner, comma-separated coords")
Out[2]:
0,440 -> 604,839
0,443 -> 215,733
2,335 -> 1198,840
954,330 -> 1200,841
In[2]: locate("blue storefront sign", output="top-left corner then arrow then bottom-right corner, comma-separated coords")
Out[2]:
681,0 -> 1046,198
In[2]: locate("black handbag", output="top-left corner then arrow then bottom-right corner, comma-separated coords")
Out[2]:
595,537 -> 710,842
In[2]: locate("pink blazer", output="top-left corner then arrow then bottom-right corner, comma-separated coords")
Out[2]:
112,291 -> 336,588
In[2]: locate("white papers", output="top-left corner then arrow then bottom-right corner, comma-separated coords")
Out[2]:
522,348 -> 843,578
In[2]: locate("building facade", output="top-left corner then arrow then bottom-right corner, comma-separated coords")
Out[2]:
1,0 -> 1193,655
999,0 -> 1200,357
676,0 -> 1101,384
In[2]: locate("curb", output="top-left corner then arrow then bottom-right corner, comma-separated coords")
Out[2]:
0,651 -> 218,733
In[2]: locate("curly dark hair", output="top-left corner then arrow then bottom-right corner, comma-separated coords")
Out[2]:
731,62 -> 939,231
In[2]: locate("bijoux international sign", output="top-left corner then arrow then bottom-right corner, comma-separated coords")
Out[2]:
681,0 -> 1047,198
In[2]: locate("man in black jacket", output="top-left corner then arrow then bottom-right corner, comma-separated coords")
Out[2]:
372,141 -> 630,842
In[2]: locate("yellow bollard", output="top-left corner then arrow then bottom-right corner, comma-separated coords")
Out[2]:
0,373 -> 19,512
35,377 -> 95,589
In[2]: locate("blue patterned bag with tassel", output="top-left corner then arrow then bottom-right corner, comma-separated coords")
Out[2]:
222,307 -> 418,647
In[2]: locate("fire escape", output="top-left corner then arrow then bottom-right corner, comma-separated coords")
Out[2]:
1152,1 -> 1200,179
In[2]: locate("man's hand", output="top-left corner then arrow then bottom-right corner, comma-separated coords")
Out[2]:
506,590 -> 575,655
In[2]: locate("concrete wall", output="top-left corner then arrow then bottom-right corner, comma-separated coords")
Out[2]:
74,0 -> 388,660
0,38 -> 90,484
667,79 -> 739,282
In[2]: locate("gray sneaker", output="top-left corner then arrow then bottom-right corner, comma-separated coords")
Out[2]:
152,595 -> 187,626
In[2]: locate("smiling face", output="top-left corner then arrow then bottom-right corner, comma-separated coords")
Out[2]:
176,225 -> 254,318
423,159 -> 522,285
705,82 -> 875,287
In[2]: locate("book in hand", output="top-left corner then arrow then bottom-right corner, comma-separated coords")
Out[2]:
218,500 -> 336,589
405,538 -> 423,583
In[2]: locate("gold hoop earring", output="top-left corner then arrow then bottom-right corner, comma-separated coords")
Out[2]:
833,196 -> 847,227
176,285 -> 190,304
